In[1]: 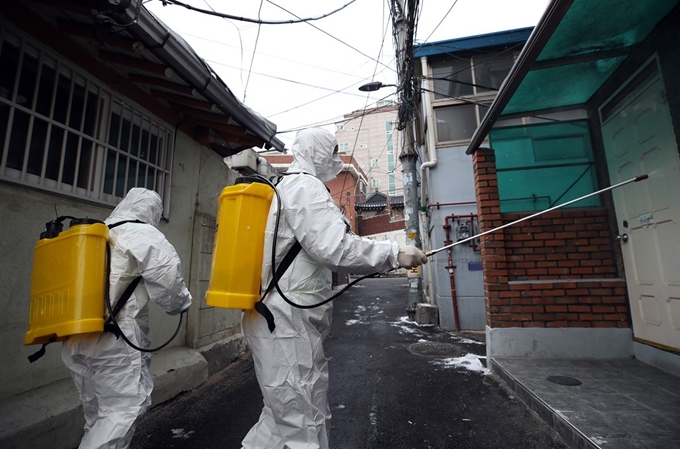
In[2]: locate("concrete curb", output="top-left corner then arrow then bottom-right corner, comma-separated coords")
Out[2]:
0,345 -> 210,449
197,333 -> 247,377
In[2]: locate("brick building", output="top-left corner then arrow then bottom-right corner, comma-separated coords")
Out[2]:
354,192 -> 405,237
465,0 -> 680,374
412,27 -> 533,330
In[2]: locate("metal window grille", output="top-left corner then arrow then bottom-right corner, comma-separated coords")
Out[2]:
0,22 -> 173,213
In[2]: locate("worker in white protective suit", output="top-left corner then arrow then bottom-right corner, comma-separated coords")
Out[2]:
241,127 -> 427,449
61,188 -> 192,449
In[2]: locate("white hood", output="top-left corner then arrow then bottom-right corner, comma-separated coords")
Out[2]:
105,188 -> 163,227
287,128 -> 343,184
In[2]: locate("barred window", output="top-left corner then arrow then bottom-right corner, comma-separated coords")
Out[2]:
0,23 -> 173,213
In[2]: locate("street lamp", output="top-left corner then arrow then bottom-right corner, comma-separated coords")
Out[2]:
358,81 -> 397,92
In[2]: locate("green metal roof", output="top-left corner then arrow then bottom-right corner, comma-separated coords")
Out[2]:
467,0 -> 679,153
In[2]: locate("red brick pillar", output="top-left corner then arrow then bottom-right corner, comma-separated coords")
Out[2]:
473,149 -> 511,328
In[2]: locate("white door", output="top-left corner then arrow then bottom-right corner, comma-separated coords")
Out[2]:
601,69 -> 680,352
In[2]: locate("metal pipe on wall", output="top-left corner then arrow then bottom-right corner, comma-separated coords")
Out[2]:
443,213 -> 480,331
443,216 -> 460,331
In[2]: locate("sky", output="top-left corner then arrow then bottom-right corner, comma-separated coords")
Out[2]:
145,0 -> 551,149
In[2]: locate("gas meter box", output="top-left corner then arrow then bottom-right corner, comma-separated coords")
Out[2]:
25,220 -> 109,345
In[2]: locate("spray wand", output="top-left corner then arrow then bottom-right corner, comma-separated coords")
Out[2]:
425,174 -> 649,257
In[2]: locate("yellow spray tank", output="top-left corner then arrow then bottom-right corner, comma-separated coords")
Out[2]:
25,218 -> 109,346
206,177 -> 275,310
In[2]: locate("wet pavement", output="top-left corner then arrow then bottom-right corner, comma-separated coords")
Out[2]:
131,277 -> 568,449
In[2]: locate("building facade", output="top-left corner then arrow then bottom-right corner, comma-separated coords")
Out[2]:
335,102 -> 402,198
413,28 -> 533,331
465,0 -> 680,375
0,1 -> 283,446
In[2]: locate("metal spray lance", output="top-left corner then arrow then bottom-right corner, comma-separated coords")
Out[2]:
425,174 -> 649,257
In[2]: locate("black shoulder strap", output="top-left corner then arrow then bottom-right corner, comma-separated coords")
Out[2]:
103,276 -> 142,338
255,241 -> 302,333
108,219 -> 145,229
27,337 -> 55,363
263,241 -> 302,299
104,220 -> 145,338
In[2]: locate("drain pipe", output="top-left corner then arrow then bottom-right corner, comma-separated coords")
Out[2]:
419,56 -> 438,306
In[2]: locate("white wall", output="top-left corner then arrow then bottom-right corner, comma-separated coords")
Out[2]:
0,130 -> 241,400
0,181 -> 114,399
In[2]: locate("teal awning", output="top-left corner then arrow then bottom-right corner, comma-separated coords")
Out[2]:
467,0 -> 679,153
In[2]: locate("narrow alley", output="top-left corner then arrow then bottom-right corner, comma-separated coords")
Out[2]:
131,278 -> 567,449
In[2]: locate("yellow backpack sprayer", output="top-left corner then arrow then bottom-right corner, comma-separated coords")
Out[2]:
25,218 -> 109,348
206,176 -> 275,310
205,174 -> 382,332
25,216 -> 184,362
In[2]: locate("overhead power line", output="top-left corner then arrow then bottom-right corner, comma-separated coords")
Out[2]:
158,0 -> 357,24
200,0 -> 246,89
172,30 -> 371,80
243,0 -> 265,102
265,0 -> 396,74
421,0 -> 459,44
202,58 -> 372,97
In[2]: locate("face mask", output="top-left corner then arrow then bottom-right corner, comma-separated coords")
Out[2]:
317,153 -> 343,184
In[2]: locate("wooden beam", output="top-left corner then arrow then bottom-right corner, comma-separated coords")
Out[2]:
151,90 -> 213,110
0,3 -> 181,127
32,0 -> 93,17
210,142 -> 246,157
170,104 -> 232,125
57,21 -> 139,53
98,51 -> 174,78
180,115 -> 263,146
127,75 -> 196,96
210,127 -> 263,147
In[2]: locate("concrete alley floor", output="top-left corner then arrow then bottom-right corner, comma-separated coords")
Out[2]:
130,277 -> 568,449
492,357 -> 680,449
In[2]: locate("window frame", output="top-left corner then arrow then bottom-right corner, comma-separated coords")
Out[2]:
0,21 -> 175,215
428,50 -> 520,146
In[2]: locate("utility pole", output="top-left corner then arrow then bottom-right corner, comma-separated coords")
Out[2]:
391,0 -> 422,318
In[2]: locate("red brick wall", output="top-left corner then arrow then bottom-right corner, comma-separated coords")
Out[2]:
358,213 -> 405,236
473,149 -> 629,330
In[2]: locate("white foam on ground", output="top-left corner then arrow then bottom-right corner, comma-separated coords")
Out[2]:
431,354 -> 490,375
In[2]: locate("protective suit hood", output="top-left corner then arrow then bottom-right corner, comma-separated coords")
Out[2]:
105,188 -> 163,227
288,128 -> 343,184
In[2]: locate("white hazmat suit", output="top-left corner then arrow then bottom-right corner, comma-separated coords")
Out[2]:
62,188 -> 192,449
241,128 -> 426,449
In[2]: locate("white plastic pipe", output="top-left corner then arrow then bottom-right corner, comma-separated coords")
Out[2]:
419,56 -> 438,306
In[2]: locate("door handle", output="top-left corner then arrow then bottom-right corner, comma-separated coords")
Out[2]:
616,233 -> 629,243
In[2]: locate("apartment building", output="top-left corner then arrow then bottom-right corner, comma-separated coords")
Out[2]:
335,101 -> 402,198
